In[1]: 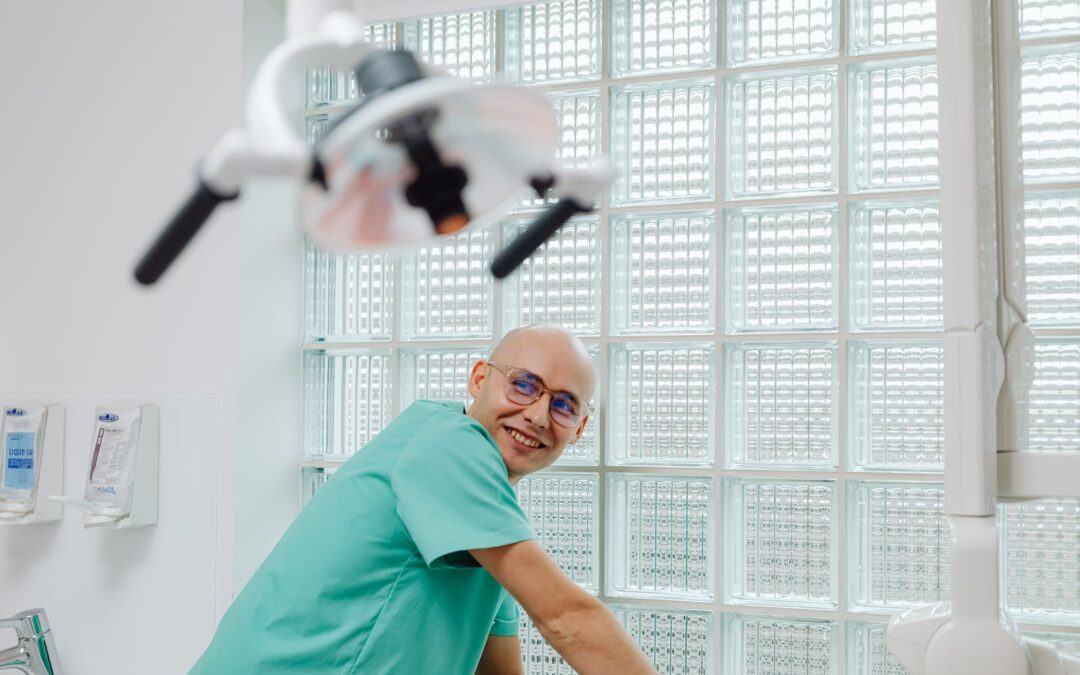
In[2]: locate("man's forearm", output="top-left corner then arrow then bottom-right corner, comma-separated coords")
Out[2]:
534,596 -> 656,675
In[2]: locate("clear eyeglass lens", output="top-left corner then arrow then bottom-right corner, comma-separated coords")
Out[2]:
504,369 -> 583,426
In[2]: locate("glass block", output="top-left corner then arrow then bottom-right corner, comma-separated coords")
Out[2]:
724,479 -> 837,608
607,473 -> 714,600
725,204 -> 838,332
306,67 -> 357,110
1023,631 -> 1080,659
1020,0 -> 1080,37
612,605 -> 714,675
1025,193 -> 1080,326
301,465 -> 337,507
402,11 -> 497,82
848,481 -> 950,612
305,240 -> 393,341
1021,46 -> 1080,183
849,199 -> 943,330
848,341 -> 944,471
501,217 -> 600,335
305,113 -> 342,146
398,348 -> 487,410
517,473 -> 599,592
504,0 -> 600,83
607,343 -> 715,466
847,621 -> 910,675
611,0 -> 716,77
1002,498 -> 1080,625
609,211 -> 716,334
520,612 -> 573,675
726,66 -> 837,198
1029,340 -> 1080,452
556,346 -> 600,466
400,227 -> 492,340
726,0 -> 837,67
520,89 -> 601,210
848,0 -> 936,55
610,80 -> 715,204
303,349 -> 392,460
723,614 -> 836,675
849,59 -> 939,191
725,342 -> 838,468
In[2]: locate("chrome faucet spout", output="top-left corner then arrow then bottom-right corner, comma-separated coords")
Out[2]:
0,644 -> 32,673
0,610 -> 61,675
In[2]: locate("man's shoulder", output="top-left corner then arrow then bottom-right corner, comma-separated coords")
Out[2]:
391,400 -> 501,467
399,400 -> 486,437
406,399 -> 466,417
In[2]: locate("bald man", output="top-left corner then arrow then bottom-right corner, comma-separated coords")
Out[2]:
190,326 -> 656,675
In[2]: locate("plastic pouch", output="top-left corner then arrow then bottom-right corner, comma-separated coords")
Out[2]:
84,406 -> 143,515
0,406 -> 49,513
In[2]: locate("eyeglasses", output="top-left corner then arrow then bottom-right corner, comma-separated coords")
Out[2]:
485,361 -> 593,428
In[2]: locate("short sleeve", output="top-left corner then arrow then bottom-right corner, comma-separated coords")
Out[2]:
390,411 -> 535,568
489,591 -> 519,637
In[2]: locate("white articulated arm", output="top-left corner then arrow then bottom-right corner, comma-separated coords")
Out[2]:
135,8 -> 372,285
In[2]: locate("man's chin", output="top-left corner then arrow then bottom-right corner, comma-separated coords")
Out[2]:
502,449 -> 555,479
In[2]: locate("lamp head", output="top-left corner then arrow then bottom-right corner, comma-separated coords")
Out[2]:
301,49 -> 559,253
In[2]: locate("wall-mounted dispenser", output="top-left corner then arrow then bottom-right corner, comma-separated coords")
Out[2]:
51,404 -> 158,529
0,404 -> 64,525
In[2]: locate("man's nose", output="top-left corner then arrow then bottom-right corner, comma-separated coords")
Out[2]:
522,393 -> 551,428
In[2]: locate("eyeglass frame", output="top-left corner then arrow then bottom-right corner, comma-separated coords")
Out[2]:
483,360 -> 595,426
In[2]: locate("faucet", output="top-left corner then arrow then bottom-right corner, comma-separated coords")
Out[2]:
0,609 -> 62,675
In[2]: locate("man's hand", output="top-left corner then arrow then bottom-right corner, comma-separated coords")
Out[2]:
475,635 -> 524,675
470,540 -> 657,675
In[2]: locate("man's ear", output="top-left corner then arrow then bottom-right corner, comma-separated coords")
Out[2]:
467,360 -> 488,399
569,414 -> 589,445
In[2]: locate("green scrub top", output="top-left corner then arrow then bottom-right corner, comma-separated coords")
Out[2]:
190,400 -> 536,674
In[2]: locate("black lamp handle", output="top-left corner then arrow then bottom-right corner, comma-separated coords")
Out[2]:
490,198 -> 588,279
134,181 -> 239,286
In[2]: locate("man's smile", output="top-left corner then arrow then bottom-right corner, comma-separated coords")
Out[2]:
504,425 -> 546,451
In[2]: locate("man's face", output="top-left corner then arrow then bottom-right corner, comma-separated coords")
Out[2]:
467,332 -> 595,482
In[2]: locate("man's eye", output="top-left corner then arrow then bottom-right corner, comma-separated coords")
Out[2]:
512,379 -> 538,395
552,395 -> 578,414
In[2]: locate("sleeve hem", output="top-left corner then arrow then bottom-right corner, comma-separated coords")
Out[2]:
422,527 -> 537,569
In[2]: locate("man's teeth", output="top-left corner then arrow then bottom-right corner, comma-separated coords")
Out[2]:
508,428 -> 541,448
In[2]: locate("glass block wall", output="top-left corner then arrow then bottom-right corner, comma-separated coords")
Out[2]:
298,2 -> 1080,673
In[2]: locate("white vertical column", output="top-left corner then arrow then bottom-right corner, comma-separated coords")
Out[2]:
888,2 -> 1028,674
939,0 -> 1004,520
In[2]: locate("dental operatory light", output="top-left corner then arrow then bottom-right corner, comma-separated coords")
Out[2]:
133,7 -> 614,286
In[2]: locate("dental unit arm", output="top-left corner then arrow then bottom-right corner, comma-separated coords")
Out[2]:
134,4 -> 613,286
886,1 -> 1080,674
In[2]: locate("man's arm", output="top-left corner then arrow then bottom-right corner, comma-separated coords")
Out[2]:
471,540 -> 657,675
475,635 -> 524,675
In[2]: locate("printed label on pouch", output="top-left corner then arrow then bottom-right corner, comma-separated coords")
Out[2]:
4,432 -> 35,490
88,427 -> 132,491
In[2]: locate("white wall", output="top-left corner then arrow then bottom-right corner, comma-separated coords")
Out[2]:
0,1 -> 300,672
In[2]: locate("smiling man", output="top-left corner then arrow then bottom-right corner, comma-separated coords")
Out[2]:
190,325 -> 656,675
